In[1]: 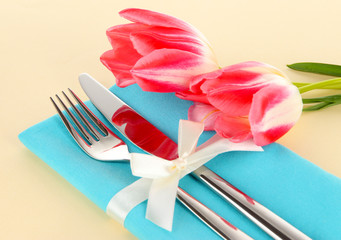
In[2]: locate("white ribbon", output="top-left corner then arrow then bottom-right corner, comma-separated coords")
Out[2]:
107,120 -> 263,231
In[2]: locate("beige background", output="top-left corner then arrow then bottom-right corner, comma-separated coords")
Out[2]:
1,0 -> 340,239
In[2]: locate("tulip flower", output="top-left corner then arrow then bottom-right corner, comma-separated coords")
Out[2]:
101,8 -> 219,92
101,9 -> 303,146
176,61 -> 303,146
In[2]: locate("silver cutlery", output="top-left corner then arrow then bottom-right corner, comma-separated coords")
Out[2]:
50,89 -> 253,240
79,73 -> 312,240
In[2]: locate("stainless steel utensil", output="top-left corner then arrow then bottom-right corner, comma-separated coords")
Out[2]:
79,73 -> 311,240
50,89 -> 253,240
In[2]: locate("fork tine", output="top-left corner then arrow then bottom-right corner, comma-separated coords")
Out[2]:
51,90 -> 131,161
68,88 -> 108,136
50,97 -> 74,134
50,95 -> 95,155
62,91 -> 101,141
55,94 -> 94,143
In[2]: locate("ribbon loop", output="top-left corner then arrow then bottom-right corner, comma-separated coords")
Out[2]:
178,120 -> 204,157
106,120 -> 263,231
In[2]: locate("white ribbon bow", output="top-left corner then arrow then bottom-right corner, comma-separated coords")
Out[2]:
106,120 -> 262,231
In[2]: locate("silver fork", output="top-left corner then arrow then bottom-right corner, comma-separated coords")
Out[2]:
50,89 -> 253,240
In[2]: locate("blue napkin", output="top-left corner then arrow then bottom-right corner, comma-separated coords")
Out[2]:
19,84 -> 341,239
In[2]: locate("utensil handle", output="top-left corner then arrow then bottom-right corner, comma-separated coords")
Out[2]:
192,166 -> 311,240
177,187 -> 253,240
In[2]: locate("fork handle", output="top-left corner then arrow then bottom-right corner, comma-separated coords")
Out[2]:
192,166 -> 312,240
177,187 -> 253,240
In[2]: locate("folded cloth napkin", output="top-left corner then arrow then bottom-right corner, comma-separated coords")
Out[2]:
19,84 -> 341,239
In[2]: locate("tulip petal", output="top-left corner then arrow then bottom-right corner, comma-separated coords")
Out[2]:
192,65 -> 290,116
101,24 -> 147,87
130,27 -> 211,57
249,84 -> 302,146
190,69 -> 223,93
175,91 -> 209,104
207,85 -> 259,116
106,23 -> 149,50
190,61 -> 288,94
188,102 -> 252,143
198,69 -> 265,116
201,69 -> 262,91
188,102 -> 221,130
131,49 -> 218,92
220,61 -> 287,79
119,8 -> 215,62
100,50 -> 138,87
119,8 -> 203,39
214,114 -> 252,143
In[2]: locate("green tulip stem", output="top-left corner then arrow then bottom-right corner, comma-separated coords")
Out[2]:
293,78 -> 341,94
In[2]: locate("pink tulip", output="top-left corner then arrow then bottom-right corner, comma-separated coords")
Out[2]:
101,8 -> 219,92
176,61 -> 303,146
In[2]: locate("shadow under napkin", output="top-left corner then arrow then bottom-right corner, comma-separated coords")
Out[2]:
19,83 -> 341,240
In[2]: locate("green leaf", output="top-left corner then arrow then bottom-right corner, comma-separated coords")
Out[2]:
302,94 -> 341,111
302,94 -> 341,104
288,62 -> 341,77
303,102 -> 335,111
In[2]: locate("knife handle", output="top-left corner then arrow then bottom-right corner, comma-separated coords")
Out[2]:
177,187 -> 253,240
192,166 -> 312,240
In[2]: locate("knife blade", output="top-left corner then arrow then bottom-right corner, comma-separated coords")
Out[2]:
79,73 -> 311,240
78,74 -> 178,161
